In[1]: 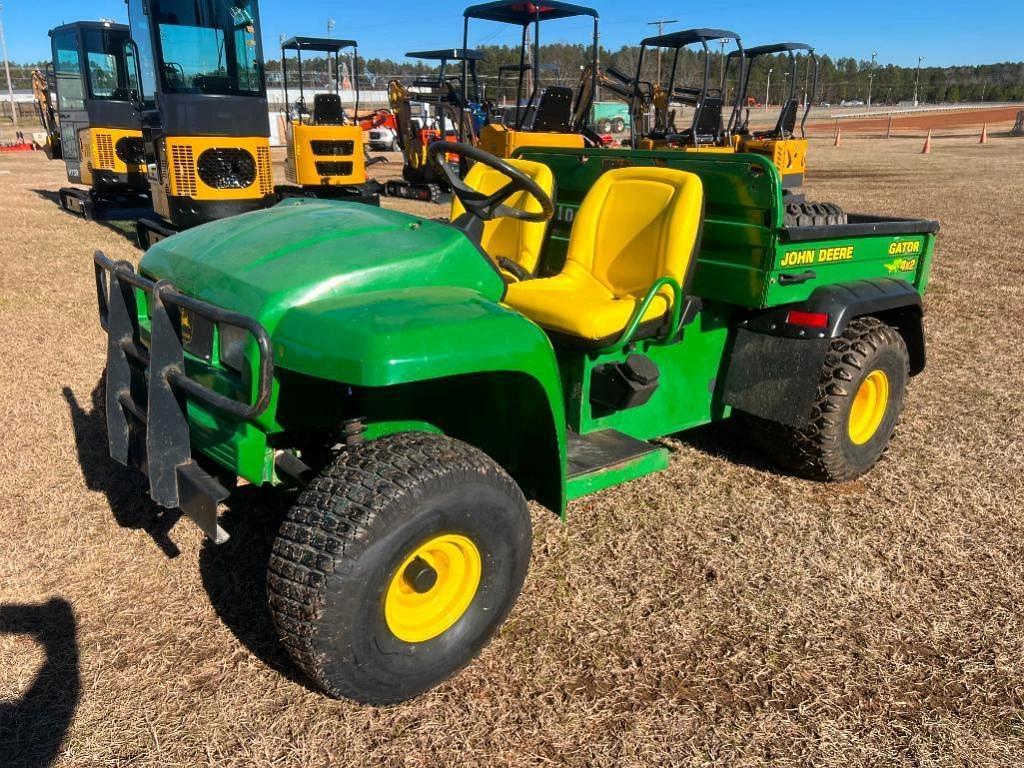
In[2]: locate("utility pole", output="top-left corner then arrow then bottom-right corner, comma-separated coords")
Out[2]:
327,18 -> 335,39
646,19 -> 677,84
0,4 -> 16,128
913,55 -> 923,106
719,38 -> 726,88
765,67 -> 773,111
867,51 -> 876,107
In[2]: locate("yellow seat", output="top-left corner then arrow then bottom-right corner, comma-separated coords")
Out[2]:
505,166 -> 703,344
451,159 -> 555,281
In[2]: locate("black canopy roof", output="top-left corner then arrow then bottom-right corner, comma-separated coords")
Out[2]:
464,0 -> 598,25
281,36 -> 357,53
406,48 -> 486,61
640,28 -> 740,48
742,42 -> 814,57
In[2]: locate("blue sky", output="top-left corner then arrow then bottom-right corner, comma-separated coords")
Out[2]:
4,0 -> 1022,67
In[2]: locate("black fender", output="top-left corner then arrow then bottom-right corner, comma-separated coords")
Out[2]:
722,279 -> 925,428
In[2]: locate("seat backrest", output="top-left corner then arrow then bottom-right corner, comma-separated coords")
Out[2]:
451,159 -> 555,276
565,166 -> 703,297
531,86 -> 574,132
776,98 -> 799,137
313,94 -> 346,125
692,96 -> 723,142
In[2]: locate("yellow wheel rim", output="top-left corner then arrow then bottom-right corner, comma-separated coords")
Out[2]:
848,369 -> 890,445
384,534 -> 482,643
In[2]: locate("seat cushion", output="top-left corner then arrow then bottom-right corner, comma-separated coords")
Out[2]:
504,166 -> 702,342
451,159 -> 554,280
505,263 -> 670,341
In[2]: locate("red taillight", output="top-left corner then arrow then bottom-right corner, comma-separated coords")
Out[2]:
785,310 -> 830,329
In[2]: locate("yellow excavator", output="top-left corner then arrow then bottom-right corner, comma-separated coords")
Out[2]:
627,28 -> 745,154
278,36 -> 381,202
727,42 -> 819,191
125,0 -> 277,249
461,0 -> 601,157
41,21 -> 149,219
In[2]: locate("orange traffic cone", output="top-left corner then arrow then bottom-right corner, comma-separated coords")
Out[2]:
922,129 -> 932,155
834,128 -> 842,147
980,123 -> 989,144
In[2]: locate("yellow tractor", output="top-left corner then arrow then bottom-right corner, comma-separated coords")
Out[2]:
461,0 -> 600,157
278,36 -> 380,202
43,21 -> 149,219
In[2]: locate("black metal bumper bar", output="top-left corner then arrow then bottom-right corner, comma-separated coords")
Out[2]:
93,250 -> 275,542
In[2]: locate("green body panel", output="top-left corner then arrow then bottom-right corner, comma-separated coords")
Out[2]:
559,309 -> 734,439
771,233 -> 936,304
566,447 -> 668,501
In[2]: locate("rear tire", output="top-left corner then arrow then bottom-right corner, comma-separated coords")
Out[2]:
267,432 -> 531,704
746,317 -> 909,481
597,119 -> 612,133
612,118 -> 625,133
784,200 -> 847,228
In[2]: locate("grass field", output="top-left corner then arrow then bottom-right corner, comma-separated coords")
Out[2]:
1,132 -> 1023,767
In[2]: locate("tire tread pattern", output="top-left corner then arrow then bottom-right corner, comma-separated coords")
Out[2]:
267,432 -> 520,699
748,317 -> 908,481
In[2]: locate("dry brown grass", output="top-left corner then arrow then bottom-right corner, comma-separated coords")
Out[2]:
1,134 -> 1023,767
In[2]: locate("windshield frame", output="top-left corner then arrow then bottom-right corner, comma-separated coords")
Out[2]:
81,27 -> 134,101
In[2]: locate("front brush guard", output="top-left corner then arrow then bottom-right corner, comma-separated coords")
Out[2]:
93,251 -> 274,542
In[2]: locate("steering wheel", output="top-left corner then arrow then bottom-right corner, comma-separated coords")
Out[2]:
428,141 -> 554,224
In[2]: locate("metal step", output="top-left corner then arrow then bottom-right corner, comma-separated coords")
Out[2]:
566,430 -> 669,500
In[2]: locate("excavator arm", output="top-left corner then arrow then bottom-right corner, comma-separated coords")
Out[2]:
32,69 -> 61,159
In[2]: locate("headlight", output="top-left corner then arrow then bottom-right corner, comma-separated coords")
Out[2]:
218,323 -> 249,372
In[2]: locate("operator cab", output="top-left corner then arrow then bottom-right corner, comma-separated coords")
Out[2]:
438,143 -> 704,348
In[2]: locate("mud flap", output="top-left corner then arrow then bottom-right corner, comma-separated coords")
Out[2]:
722,330 -> 829,428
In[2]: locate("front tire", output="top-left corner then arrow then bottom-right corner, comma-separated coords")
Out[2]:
267,432 -> 531,704
750,317 -> 909,481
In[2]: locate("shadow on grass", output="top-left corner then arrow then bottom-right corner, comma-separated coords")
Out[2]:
61,376 -> 315,691
672,418 -> 786,477
30,188 -> 146,248
197,487 -> 317,691
62,378 -> 182,558
0,598 -> 80,768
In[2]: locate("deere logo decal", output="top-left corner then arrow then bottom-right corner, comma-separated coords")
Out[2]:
180,309 -> 194,344
885,257 -> 918,273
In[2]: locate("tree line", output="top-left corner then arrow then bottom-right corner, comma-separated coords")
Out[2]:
11,43 -> 1024,105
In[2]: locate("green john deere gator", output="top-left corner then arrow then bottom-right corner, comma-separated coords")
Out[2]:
93,140 -> 938,703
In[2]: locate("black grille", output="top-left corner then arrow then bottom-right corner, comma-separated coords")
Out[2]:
310,140 -> 355,156
196,148 -> 257,189
115,137 -> 146,165
315,161 -> 354,177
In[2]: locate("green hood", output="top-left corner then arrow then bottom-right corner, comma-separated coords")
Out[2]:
140,198 -> 505,331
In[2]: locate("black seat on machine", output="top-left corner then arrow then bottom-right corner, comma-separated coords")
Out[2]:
692,96 -> 723,142
531,86 -> 573,132
313,94 -> 346,125
777,98 -> 799,137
